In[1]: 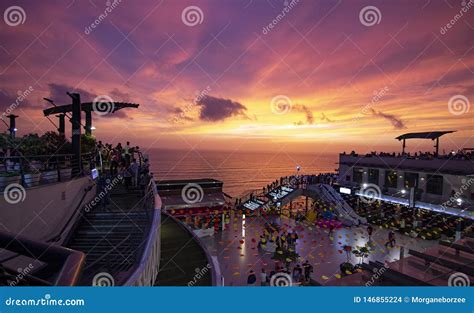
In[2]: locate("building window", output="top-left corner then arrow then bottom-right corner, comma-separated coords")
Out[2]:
352,168 -> 363,184
368,169 -> 379,185
404,172 -> 419,188
384,171 -> 397,188
426,175 -> 443,195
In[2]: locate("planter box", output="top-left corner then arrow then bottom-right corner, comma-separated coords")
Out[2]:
6,162 -> 20,171
59,168 -> 72,180
24,173 -> 41,188
0,174 -> 21,191
41,170 -> 58,184
29,161 -> 42,171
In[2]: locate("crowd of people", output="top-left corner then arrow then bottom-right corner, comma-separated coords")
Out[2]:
343,149 -> 473,160
257,222 -> 300,251
235,173 -> 337,207
96,141 -> 149,189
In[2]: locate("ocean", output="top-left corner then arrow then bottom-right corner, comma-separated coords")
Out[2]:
145,149 -> 338,197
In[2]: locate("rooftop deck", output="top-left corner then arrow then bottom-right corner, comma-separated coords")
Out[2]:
339,153 -> 473,175
198,210 -> 437,286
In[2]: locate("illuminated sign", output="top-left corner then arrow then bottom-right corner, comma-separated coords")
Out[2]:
268,186 -> 295,200
243,199 -> 266,210
91,168 -> 99,180
340,187 -> 351,195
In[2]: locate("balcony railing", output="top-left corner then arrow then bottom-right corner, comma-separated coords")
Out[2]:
123,179 -> 162,286
0,153 -> 95,191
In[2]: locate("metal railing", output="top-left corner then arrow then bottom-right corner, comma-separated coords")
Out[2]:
123,178 -> 162,286
0,153 -> 95,190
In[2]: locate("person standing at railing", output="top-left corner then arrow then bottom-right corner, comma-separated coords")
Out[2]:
121,162 -> 133,190
129,158 -> 139,186
96,141 -> 104,172
124,141 -> 131,166
110,149 -> 120,176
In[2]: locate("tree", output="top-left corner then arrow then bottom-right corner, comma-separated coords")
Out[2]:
0,133 -> 12,151
18,134 -> 44,156
80,134 -> 96,154
352,246 -> 371,264
40,131 -> 71,155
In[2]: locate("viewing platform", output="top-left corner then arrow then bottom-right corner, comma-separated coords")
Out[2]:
339,153 -> 473,176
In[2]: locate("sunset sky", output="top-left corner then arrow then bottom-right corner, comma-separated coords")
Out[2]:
0,0 -> 472,154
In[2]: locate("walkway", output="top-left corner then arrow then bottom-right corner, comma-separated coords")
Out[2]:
155,214 -> 212,286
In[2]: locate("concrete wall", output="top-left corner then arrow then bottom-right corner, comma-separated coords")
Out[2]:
0,177 -> 96,243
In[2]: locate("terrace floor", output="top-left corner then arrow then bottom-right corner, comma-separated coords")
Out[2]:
199,212 -> 437,286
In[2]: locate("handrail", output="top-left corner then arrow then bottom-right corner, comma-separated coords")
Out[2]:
0,153 -> 91,159
48,182 -> 94,244
308,184 -> 362,225
123,179 -> 162,286
0,152 -> 96,190
0,230 -> 85,286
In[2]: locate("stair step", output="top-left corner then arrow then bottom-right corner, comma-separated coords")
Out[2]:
71,235 -> 142,240
84,213 -> 147,218
82,216 -> 148,222
76,228 -> 147,234
77,224 -> 147,230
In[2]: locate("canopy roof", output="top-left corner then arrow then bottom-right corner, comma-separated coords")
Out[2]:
43,102 -> 139,116
395,131 -> 455,141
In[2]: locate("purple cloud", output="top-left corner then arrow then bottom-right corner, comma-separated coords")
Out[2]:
196,95 -> 248,122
